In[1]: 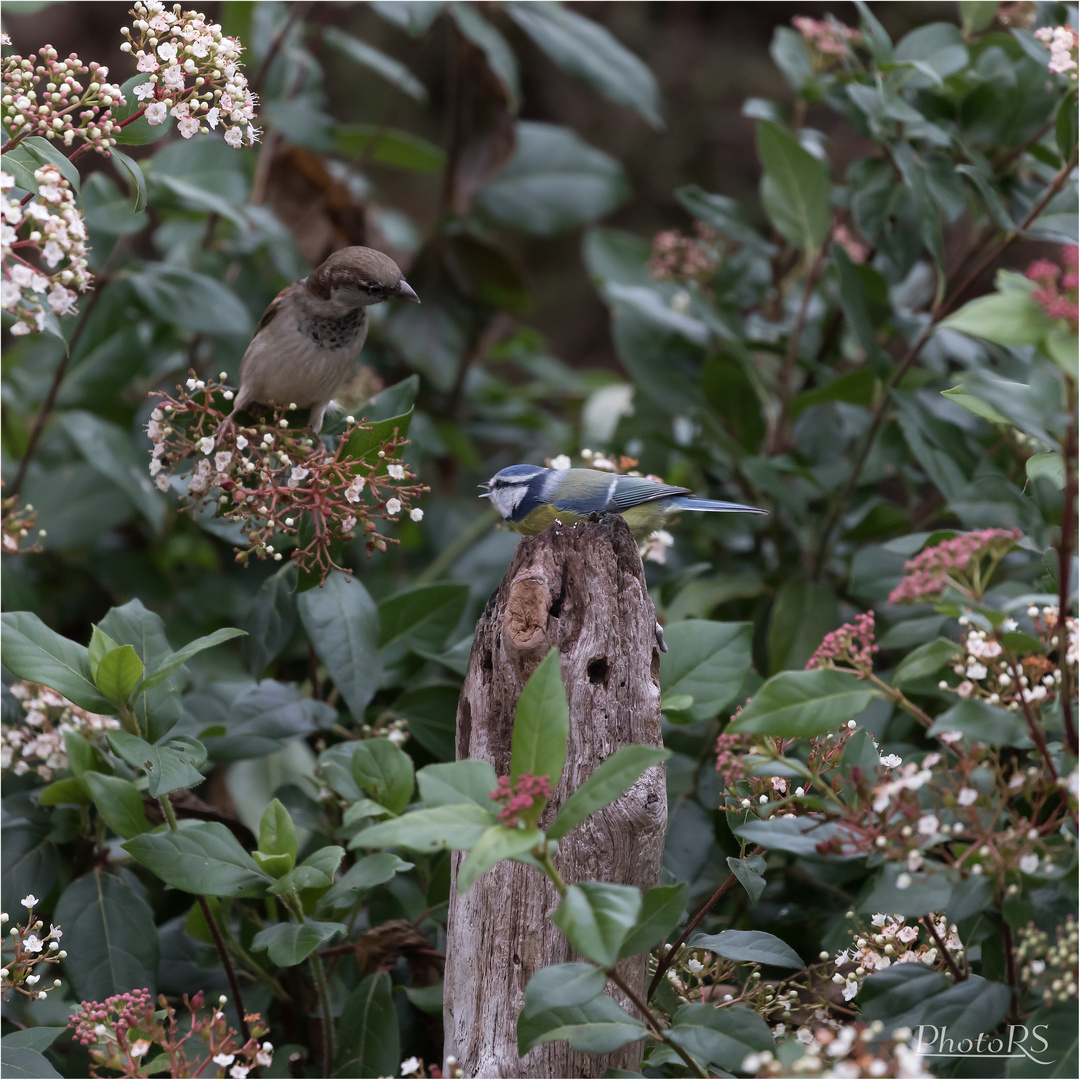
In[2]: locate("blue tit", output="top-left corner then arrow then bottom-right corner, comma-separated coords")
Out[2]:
479,465 -> 765,543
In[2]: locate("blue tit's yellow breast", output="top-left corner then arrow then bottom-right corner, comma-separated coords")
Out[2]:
509,501 -> 671,542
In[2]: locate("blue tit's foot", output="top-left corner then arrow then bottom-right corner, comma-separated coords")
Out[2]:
655,621 -> 668,653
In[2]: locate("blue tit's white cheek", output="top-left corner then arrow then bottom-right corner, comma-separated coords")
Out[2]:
489,485 -> 527,519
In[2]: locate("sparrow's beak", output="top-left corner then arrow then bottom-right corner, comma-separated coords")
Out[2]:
395,280 -> 420,304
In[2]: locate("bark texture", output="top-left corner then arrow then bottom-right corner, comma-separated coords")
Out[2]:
444,515 -> 667,1078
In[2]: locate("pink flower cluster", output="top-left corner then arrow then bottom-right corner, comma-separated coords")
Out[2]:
1035,25 -> 1079,82
1,46 -> 126,154
806,611 -> 878,674
71,988 -> 156,1046
1027,247 -> 1078,330
792,16 -> 861,57
490,773 -> 553,827
649,222 -> 718,282
888,528 -> 1022,605
715,731 -> 749,787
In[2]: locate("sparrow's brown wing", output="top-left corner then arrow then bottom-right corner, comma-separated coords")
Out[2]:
253,281 -> 299,336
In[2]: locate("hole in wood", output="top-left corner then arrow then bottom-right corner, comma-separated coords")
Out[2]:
587,656 -> 609,685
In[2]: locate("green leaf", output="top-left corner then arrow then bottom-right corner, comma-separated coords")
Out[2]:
675,185 -> 770,252
88,625 -> 121,679
107,731 -> 206,798
109,147 -> 147,212
477,121 -> 630,236
335,125 -> 445,171
393,685 -> 459,761
659,621 -> 752,723
38,778 -> 91,806
128,264 -> 252,335
298,573 -> 382,719
1,612 -> 113,713
939,288 -> 1057,346
369,0 -> 444,35
941,386 -> 1012,425
0,1030 -> 65,1054
417,760 -> 499,809
893,638 -> 961,687
551,881 -> 641,968
378,583 -> 469,662
727,854 -> 767,905
449,2 -> 520,111
322,27 -> 427,101
505,1 -> 661,127
756,120 -> 831,252
1056,93 -> 1078,163
457,825 -> 544,892
134,627 -> 246,695
925,975 -> 1010,1042
510,649 -> 569,822
517,994 -> 646,1056
53,868 -> 158,1000
123,821 -> 272,897
858,963 -> 950,1027
960,1 -> 998,33
351,738 -> 415,815
350,804 -> 496,853
334,973 -> 400,1079
894,22 -> 968,87
63,410 -> 167,533
63,731 -> 100,779
320,853 -> 413,910
549,745 -> 670,840
94,645 -> 144,704
244,567 -> 298,675
267,845 -> 345,896
928,697 -> 1033,748
0,1047 -> 62,1079
726,669 -> 875,738
340,409 -> 414,467
1027,452 -> 1066,489
668,1004 -> 774,1071
687,929 -> 803,969
767,579 -> 839,674
252,920 -> 345,966
618,883 -> 687,959
12,136 -> 82,194
521,962 -> 607,1017
83,772 -> 150,840
258,798 -> 298,862
858,863 -> 952,918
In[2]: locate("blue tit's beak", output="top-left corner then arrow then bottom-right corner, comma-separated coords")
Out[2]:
395,280 -> 420,303
478,482 -> 492,499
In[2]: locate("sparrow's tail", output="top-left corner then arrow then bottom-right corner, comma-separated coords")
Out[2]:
668,497 -> 767,515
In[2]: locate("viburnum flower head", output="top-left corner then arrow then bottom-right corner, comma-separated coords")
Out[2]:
2,165 -> 92,335
889,528 -> 1022,605
1,43 -> 126,154
1035,25 -> 1079,84
122,2 -> 259,148
806,611 -> 878,674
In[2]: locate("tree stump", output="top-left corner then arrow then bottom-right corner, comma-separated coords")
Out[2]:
443,515 -> 668,1078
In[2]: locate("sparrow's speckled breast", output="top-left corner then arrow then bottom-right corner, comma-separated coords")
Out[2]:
296,305 -> 367,350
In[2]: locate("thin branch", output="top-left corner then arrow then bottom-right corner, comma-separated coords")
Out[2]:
606,967 -> 708,1080
1056,402 -> 1077,756
1008,658 -> 1060,784
769,233 -> 832,455
250,2 -> 313,96
648,846 -> 764,1000
921,915 -> 965,981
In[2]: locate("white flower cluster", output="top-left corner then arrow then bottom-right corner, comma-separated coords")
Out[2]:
2,166 -> 92,335
1,903 -> 68,1003
1035,25 -> 1079,83
1,681 -> 118,780
121,2 -> 259,147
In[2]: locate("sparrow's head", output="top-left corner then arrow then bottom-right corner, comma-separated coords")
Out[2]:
306,247 -> 420,308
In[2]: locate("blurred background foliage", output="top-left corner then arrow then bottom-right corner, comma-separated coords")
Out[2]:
1,0 -> 1078,1075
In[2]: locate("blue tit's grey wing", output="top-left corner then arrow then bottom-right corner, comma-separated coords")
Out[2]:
546,471 -> 619,517
607,475 -> 693,510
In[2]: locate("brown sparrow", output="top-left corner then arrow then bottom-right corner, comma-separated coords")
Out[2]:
229,246 -> 419,433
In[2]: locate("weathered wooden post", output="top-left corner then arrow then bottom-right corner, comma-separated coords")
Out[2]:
443,515 -> 668,1078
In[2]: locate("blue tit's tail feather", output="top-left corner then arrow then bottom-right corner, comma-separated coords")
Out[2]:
668,497 -> 767,515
